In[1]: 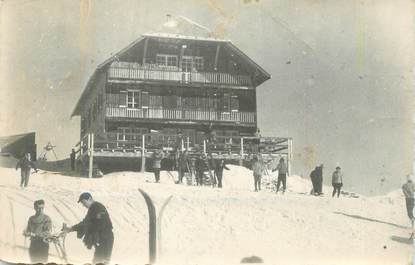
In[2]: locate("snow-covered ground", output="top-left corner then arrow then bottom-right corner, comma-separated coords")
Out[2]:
0,159 -> 412,265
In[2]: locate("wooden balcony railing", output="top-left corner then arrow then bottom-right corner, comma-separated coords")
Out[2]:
105,106 -> 256,124
108,64 -> 252,86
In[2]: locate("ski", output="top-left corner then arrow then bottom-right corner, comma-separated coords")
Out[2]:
138,189 -> 157,264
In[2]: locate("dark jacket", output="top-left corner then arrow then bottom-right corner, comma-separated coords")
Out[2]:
16,157 -> 37,172
403,181 -> 415,198
72,201 -> 113,249
195,156 -> 212,172
214,160 -> 230,177
178,153 -> 188,170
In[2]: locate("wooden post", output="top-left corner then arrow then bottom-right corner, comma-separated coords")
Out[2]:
214,44 -> 221,71
88,133 -> 94,179
141,134 -> 146,173
181,138 -> 184,152
203,140 -> 206,154
287,138 -> 292,176
80,139 -> 83,156
239,137 -> 244,166
186,137 -> 190,151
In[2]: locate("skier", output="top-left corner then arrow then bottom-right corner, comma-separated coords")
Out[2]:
152,149 -> 164,183
251,155 -> 264,192
214,158 -> 230,188
23,199 -> 52,263
16,152 -> 38,188
273,158 -> 288,193
64,192 -> 114,265
331,166 -> 343,197
70,149 -> 76,171
402,175 -> 415,228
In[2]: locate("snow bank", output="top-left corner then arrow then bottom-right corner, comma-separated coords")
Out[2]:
0,165 -> 412,265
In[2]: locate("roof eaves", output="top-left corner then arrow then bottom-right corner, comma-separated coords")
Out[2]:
143,32 -> 229,43
226,41 -> 271,81
96,35 -> 146,70
70,71 -> 98,117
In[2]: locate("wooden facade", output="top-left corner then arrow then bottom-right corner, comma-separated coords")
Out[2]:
71,33 -> 292,173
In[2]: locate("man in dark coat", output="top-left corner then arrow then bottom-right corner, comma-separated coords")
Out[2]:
316,164 -> 324,194
214,159 -> 230,188
65,192 -> 114,265
70,149 -> 76,171
24,199 -> 52,263
310,166 -> 318,195
195,154 -> 206,186
177,151 -> 189,183
16,153 -> 38,188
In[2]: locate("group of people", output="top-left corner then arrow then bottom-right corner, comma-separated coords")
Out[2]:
152,149 -> 230,188
24,193 -> 114,264
309,164 -> 344,197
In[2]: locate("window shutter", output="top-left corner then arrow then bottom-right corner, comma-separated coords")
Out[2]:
223,93 -> 230,112
141,91 -> 149,108
119,91 -> 127,107
231,95 -> 239,112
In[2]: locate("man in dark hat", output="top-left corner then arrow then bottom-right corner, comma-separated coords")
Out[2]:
23,199 -> 52,263
64,192 -> 114,265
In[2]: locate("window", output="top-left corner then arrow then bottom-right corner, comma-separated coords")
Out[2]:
181,56 -> 204,72
127,91 -> 140,108
194,56 -> 204,71
181,56 -> 193,72
117,127 -> 130,141
156,54 -> 178,67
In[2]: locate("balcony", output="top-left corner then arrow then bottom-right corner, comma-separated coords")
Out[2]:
105,106 -> 256,124
107,62 -> 252,87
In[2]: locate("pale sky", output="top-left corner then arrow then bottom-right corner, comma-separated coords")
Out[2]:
0,0 -> 414,195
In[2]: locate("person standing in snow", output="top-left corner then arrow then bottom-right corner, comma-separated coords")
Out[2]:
152,149 -> 164,183
310,166 -> 318,195
402,175 -> 415,228
16,153 -> 38,188
64,192 -> 114,265
315,164 -> 324,195
70,149 -> 76,171
273,157 -> 288,193
195,154 -> 205,186
177,150 -> 189,184
23,199 -> 52,263
331,166 -> 343,197
214,158 -> 230,188
251,155 -> 264,192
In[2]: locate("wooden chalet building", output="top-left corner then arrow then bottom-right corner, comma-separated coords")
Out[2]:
71,32 -> 292,173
